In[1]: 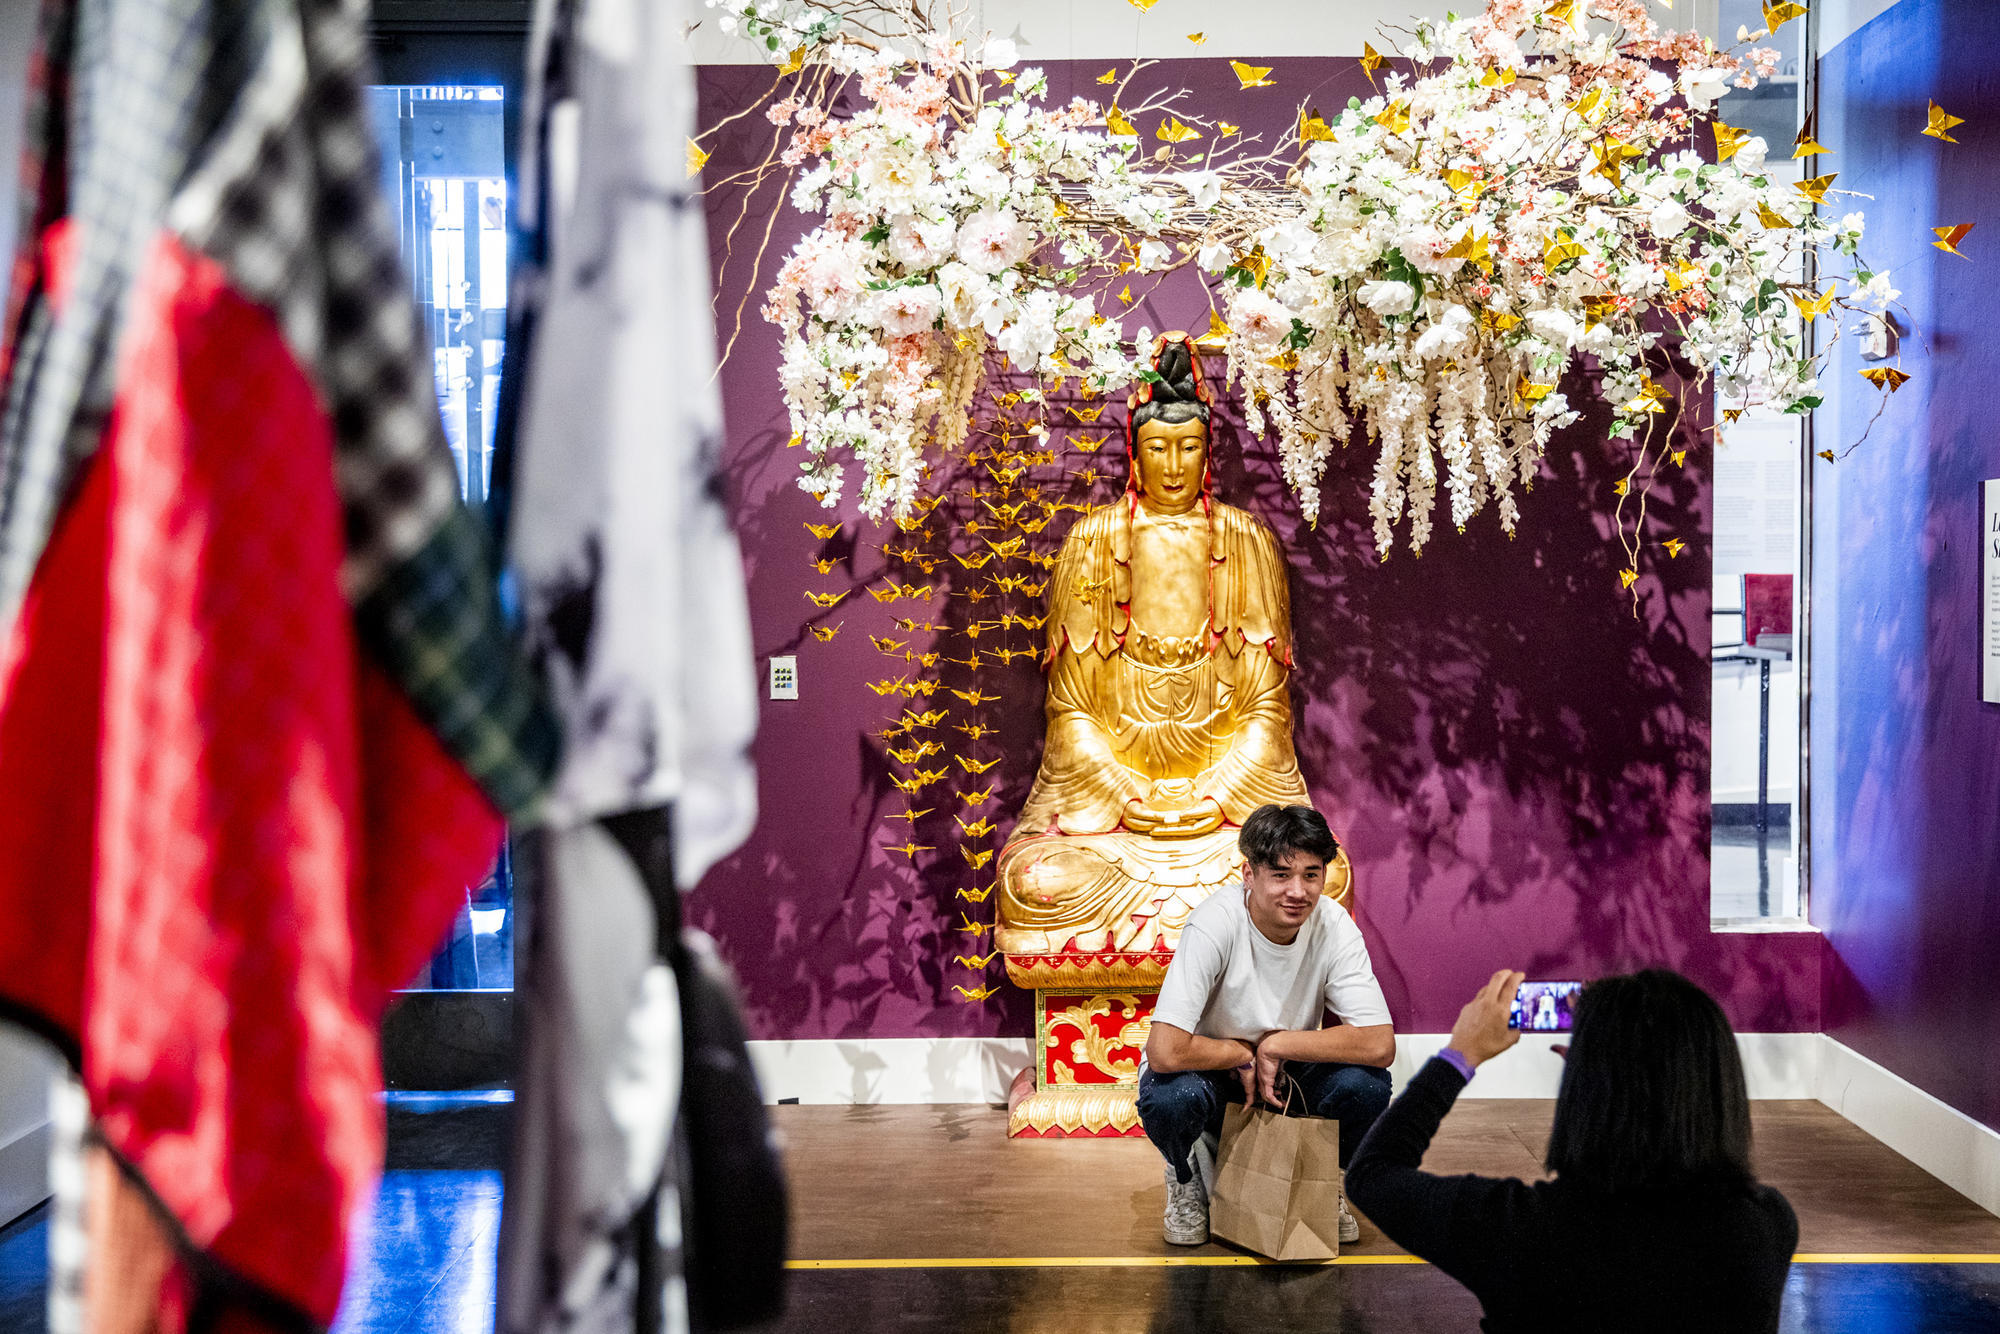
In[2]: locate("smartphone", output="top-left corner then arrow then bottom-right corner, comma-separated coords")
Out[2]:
1509,980 -> 1584,1032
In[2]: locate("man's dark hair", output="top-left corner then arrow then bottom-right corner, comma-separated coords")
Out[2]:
1238,804 -> 1339,871
1545,970 -> 1754,1194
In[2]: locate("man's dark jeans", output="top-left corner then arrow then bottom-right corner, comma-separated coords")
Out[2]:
1137,1061 -> 1393,1182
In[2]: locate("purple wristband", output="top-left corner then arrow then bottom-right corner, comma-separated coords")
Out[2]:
1437,1048 -> 1476,1082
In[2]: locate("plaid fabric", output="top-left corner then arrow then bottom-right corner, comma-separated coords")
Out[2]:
0,0 -> 556,815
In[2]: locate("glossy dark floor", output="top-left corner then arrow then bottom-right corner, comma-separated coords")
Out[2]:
0,1100 -> 1997,1332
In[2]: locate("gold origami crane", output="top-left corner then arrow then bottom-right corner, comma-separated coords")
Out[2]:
954,952 -> 998,969
1794,115 -> 1831,158
956,815 -> 998,838
957,722 -> 996,739
804,522 -> 842,539
958,913 -> 991,937
1934,223 -> 1974,257
867,677 -> 909,697
1128,0 -> 1161,10
912,767 -> 948,786
1370,101 -> 1409,136
1230,61 -> 1275,89
962,845 -> 997,870
1106,105 -> 1138,136
890,774 -> 931,796
883,841 -> 933,860
952,984 -> 999,1001
810,556 -> 840,574
951,687 -> 1000,706
1300,109 -> 1336,142
1757,203 -> 1793,229
1360,42 -> 1383,86
1762,1 -> 1807,33
808,622 -> 842,641
871,635 -> 908,655
888,808 -> 932,824
959,786 -> 996,806
1066,403 -> 1106,423
957,754 -> 1001,775
893,617 -> 945,633
805,590 -> 847,608
956,885 -> 994,903
1544,233 -> 1588,268
1924,101 -> 1965,142
989,646 -> 1039,665
985,536 -> 1027,559
902,708 -> 947,729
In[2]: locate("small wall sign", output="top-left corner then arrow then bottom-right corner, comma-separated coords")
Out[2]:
1987,479 -> 2000,704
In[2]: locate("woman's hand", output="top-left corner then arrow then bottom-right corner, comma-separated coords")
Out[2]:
1448,969 -> 1526,1068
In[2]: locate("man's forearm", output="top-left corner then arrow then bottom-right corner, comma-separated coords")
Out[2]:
1149,1032 -> 1254,1073
1263,1024 -> 1395,1068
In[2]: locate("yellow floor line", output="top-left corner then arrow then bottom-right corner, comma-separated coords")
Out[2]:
788,1253 -> 2000,1271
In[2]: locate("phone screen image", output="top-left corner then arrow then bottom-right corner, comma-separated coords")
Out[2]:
1509,980 -> 1584,1032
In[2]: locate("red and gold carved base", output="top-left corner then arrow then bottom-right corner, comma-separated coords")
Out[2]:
1006,988 -> 1157,1138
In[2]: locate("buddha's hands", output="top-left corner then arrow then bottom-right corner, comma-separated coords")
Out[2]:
1121,795 -> 1225,839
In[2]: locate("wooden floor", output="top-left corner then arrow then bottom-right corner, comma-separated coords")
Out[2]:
779,1100 -> 2000,1260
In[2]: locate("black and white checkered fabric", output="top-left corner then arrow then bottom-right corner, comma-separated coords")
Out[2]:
0,0 -> 556,814
0,0 -> 459,622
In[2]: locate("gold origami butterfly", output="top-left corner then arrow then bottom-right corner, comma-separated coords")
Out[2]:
1230,61 -> 1275,89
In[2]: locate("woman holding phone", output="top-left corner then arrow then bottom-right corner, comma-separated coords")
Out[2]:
1346,969 -> 1797,1333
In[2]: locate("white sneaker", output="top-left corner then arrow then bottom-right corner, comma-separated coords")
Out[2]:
1338,1203 -> 1360,1245
1163,1163 -> 1209,1245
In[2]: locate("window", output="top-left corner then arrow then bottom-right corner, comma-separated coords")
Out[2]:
1710,0 -> 1809,923
369,83 -> 516,987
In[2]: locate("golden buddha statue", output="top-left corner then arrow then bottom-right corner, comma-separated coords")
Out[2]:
996,334 -> 1350,993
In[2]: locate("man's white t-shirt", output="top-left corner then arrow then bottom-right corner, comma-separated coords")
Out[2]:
1150,886 -> 1391,1046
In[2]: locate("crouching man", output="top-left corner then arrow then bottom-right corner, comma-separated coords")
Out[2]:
1138,803 -> 1396,1246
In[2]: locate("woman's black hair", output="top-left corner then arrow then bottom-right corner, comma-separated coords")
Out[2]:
1545,970 -> 1754,1194
1238,803 -> 1340,871
1131,340 -> 1212,434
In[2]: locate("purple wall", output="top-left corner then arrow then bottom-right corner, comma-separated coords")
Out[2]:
1813,0 -> 2000,1129
690,57 -> 1823,1041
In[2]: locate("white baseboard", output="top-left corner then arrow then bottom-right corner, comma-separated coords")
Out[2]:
747,1038 -> 1035,1105
748,1033 -> 1821,1105
1814,1036 -> 2000,1218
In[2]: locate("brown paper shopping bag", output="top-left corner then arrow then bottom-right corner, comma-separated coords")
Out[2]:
1207,1101 -> 1344,1261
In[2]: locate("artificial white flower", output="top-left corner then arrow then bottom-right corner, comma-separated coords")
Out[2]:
1136,238 -> 1172,272
954,207 -> 1034,274
1678,67 -> 1733,110
1736,136 -> 1769,172
1859,271 -> 1901,309
875,284 -> 943,337
982,36 -> 1018,69
1177,171 -> 1222,210
1358,279 -> 1416,317
886,213 -> 956,269
1231,288 -> 1294,351
1648,197 -> 1691,240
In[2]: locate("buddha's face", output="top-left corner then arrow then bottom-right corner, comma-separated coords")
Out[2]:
1133,417 -> 1207,515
